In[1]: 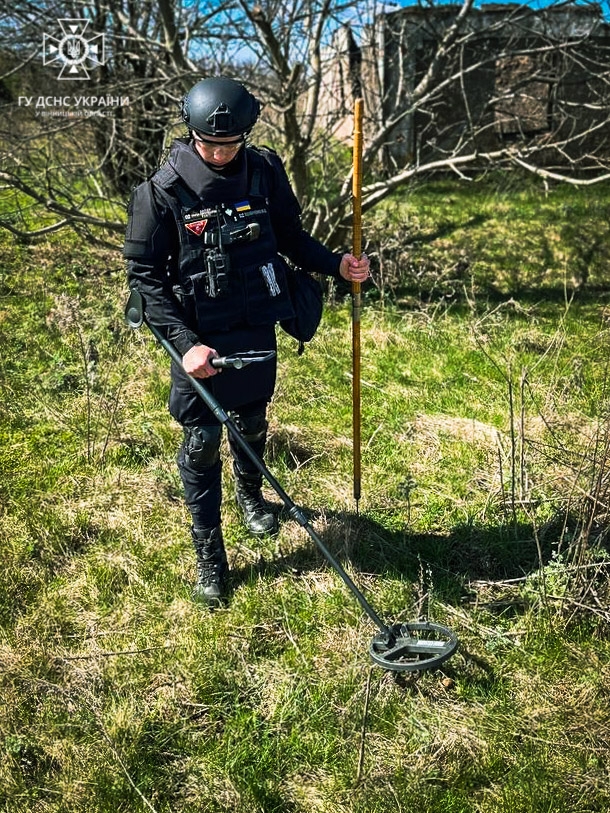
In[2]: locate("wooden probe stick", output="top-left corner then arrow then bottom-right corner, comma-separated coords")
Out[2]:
352,98 -> 364,510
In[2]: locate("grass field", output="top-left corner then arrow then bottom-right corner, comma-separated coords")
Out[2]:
1,178 -> 610,812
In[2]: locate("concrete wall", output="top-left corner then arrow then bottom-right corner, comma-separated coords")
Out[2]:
320,3 -> 610,170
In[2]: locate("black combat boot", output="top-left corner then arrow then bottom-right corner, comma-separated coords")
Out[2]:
234,471 -> 279,536
191,526 -> 229,606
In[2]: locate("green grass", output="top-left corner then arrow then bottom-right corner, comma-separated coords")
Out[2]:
367,173 -> 610,299
2,179 -> 610,812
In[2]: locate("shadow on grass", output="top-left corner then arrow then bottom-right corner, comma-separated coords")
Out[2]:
226,504 -> 543,689
229,500 -> 553,608
359,273 -> 610,311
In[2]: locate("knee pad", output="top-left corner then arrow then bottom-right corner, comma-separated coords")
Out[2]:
181,425 -> 222,471
234,412 -> 267,443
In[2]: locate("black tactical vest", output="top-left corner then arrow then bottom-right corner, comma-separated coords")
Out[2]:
152,146 -> 295,335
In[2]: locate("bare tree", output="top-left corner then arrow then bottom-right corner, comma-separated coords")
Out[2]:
357,0 -> 610,215
0,0 -> 230,241
0,0 -> 609,249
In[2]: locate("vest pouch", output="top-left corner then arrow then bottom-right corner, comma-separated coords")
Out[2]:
279,265 -> 323,353
243,256 -> 295,327
180,244 -> 243,333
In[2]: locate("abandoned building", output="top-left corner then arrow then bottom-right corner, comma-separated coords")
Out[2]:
320,2 -> 610,171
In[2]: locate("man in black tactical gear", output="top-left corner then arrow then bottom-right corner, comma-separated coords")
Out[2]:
124,77 -> 370,606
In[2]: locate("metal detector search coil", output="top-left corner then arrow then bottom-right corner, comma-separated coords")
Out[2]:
370,622 -> 458,672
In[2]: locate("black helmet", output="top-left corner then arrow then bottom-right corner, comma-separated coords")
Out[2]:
181,77 -> 261,137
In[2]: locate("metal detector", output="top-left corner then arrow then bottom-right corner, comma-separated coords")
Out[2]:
125,290 -> 458,673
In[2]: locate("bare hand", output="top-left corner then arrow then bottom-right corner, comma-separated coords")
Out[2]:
182,344 -> 220,378
339,252 -> 370,283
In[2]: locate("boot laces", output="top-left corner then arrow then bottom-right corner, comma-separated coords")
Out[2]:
197,558 -> 225,585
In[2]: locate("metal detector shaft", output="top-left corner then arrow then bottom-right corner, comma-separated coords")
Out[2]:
141,316 -> 391,636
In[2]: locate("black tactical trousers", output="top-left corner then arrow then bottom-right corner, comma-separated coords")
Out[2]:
176,400 -> 268,530
168,323 -> 276,530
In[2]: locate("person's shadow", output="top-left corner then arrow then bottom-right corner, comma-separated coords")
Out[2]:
229,500 -> 553,601
229,425 -> 557,599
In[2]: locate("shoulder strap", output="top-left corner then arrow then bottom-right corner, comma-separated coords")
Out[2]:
152,163 -> 201,211
247,145 -> 277,198
151,163 -> 179,189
